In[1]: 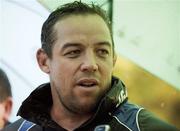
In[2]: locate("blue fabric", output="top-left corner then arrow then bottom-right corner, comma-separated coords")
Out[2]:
18,120 -> 35,131
113,102 -> 142,131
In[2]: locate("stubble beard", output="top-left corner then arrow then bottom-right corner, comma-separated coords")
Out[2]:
57,90 -> 101,115
54,85 -> 105,115
54,79 -> 111,115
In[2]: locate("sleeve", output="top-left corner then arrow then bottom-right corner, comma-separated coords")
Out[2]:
2,118 -> 42,131
2,118 -> 24,131
138,109 -> 179,131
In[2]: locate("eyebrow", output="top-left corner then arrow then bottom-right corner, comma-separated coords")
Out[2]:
95,41 -> 111,47
61,41 -> 111,51
61,43 -> 82,51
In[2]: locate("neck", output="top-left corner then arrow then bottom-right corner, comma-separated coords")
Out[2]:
0,120 -> 5,129
51,104 -> 92,131
50,86 -> 93,130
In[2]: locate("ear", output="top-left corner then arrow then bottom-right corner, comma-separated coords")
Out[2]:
3,97 -> 13,122
36,48 -> 50,74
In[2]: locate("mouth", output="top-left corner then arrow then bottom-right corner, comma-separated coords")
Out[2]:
76,78 -> 99,88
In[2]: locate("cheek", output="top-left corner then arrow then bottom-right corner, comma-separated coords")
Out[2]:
99,60 -> 114,75
99,60 -> 114,87
51,61 -> 76,86
98,62 -> 113,85
50,60 -> 74,77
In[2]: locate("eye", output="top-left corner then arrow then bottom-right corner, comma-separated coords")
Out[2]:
97,49 -> 109,58
64,50 -> 81,58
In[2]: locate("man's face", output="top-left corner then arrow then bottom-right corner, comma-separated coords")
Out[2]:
47,14 -> 115,114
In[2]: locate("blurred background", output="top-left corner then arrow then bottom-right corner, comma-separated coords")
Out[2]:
0,0 -> 179,129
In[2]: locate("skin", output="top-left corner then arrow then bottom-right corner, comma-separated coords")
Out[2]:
0,97 -> 12,129
37,14 -> 116,130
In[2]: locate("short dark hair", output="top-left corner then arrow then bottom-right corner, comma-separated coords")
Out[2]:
41,1 -> 113,58
0,68 -> 12,102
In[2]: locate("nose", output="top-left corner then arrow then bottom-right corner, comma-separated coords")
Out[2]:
80,52 -> 98,72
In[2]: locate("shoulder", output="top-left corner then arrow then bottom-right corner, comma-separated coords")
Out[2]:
112,102 -> 143,131
2,118 -> 42,131
112,102 -> 178,131
138,109 -> 178,131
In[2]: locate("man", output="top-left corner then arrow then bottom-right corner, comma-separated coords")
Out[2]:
0,68 -> 12,129
3,1 -> 178,131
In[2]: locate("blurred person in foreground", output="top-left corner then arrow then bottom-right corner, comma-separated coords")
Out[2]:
3,1 -> 178,131
0,68 -> 12,130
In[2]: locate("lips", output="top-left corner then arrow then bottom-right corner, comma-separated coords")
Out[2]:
76,78 -> 99,88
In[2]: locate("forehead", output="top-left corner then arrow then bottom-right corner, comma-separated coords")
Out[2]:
53,14 -> 112,45
54,14 -> 109,28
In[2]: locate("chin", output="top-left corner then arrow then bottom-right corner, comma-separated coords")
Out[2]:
83,96 -> 104,113
73,100 -> 98,114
